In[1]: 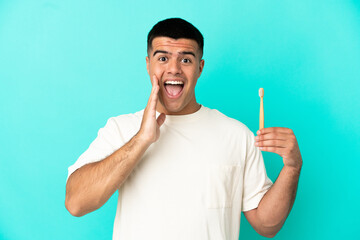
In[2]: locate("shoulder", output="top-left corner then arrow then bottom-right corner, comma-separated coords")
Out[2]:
204,106 -> 253,137
202,106 -> 256,162
102,109 -> 144,132
112,109 -> 144,123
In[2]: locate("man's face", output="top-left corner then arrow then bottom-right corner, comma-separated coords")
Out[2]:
146,37 -> 204,115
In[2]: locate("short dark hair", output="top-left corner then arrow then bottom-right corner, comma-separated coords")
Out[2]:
147,18 -> 204,58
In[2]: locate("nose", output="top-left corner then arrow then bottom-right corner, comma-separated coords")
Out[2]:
167,59 -> 182,75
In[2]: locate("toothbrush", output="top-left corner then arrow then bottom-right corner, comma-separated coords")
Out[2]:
259,88 -> 264,130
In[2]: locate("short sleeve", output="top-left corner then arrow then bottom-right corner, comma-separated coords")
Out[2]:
242,130 -> 273,212
66,117 -> 126,182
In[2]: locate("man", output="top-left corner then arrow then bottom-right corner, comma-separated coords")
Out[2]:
65,18 -> 302,239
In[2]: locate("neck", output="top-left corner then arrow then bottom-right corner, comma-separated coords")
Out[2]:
156,101 -> 201,115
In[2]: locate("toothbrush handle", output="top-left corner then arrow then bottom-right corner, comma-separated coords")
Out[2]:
260,97 -> 264,130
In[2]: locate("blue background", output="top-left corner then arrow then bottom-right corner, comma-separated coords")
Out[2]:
1,0 -> 359,239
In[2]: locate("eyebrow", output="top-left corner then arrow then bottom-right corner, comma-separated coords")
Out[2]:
153,50 -> 196,58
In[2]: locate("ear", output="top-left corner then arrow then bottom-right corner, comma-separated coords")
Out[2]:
198,59 -> 205,77
146,56 -> 150,75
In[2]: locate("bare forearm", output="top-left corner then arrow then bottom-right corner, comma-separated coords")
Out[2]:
256,166 -> 301,235
65,133 -> 150,217
65,75 -> 165,217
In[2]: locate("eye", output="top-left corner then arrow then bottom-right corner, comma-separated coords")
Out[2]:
182,58 -> 191,63
158,56 -> 167,62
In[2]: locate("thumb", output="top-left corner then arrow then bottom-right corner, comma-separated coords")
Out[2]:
156,113 -> 166,127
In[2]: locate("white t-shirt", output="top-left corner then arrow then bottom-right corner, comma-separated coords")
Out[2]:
67,105 -> 273,240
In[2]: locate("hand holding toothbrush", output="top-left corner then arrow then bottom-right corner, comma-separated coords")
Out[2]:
255,88 -> 302,171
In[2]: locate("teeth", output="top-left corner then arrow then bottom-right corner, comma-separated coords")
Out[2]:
165,80 -> 184,85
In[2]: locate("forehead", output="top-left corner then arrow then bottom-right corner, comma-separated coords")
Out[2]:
151,37 -> 199,53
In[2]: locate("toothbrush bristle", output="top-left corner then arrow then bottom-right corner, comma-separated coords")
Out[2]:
259,88 -> 264,97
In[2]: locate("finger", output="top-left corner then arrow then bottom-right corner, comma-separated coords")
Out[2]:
257,127 -> 293,136
157,113 -> 166,127
145,88 -> 154,113
145,75 -> 160,109
255,139 -> 287,148
255,132 -> 288,141
152,74 -> 159,88
149,75 -> 160,109
150,85 -> 159,111
259,146 -> 285,155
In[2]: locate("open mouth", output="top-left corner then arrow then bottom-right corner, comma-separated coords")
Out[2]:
164,80 -> 184,99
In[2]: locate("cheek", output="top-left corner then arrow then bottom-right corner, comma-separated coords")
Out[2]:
186,68 -> 199,86
151,64 -> 165,77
